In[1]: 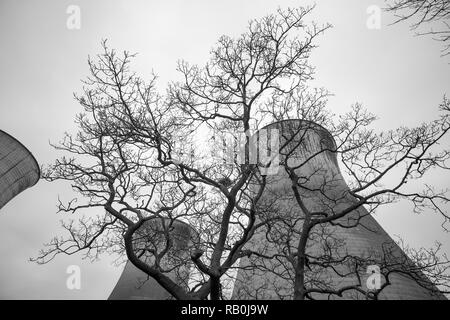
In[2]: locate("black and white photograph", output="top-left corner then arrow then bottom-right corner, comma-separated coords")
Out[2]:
1,0 -> 450,310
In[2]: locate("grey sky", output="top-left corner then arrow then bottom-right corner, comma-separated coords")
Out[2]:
0,0 -> 449,299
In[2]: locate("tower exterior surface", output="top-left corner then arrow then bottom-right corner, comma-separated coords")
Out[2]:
108,218 -> 197,300
232,119 -> 445,300
0,130 -> 39,210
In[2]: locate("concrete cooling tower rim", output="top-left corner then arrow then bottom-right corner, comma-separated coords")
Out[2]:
258,119 -> 337,150
0,129 -> 40,186
258,119 -> 339,168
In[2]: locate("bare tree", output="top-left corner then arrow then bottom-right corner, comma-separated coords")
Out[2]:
33,6 -> 331,300
385,0 -> 450,56
33,5 -> 450,300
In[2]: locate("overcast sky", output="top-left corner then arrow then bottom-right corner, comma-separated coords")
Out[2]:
0,0 -> 449,299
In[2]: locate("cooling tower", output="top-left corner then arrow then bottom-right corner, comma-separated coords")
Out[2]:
0,130 -> 39,210
232,119 -> 445,300
109,218 -> 197,300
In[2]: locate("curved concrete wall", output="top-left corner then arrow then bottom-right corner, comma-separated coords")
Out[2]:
108,218 -> 197,300
0,130 -> 39,210
232,120 -> 445,300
